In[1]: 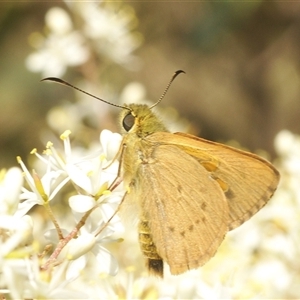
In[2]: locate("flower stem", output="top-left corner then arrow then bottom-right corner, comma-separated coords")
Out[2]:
41,205 -> 98,271
43,201 -> 64,240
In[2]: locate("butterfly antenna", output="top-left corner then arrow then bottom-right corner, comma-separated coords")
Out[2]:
149,70 -> 185,109
41,77 -> 131,111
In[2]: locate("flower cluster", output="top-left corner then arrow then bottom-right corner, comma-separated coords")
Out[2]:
0,129 -> 125,298
2,124 -> 300,299
26,2 -> 141,77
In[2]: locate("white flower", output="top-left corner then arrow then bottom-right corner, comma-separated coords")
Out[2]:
0,167 -> 23,216
0,168 -> 33,260
0,128 -> 128,298
100,129 -> 123,161
47,204 -> 123,277
0,215 -> 33,258
25,258 -> 87,299
64,194 -> 123,276
26,7 -> 89,77
45,7 -> 73,35
64,231 -> 119,277
0,258 -> 29,299
75,2 -> 142,68
25,2 -> 142,77
16,155 -> 69,217
24,129 -> 124,278
17,129 -> 123,216
66,129 -> 123,213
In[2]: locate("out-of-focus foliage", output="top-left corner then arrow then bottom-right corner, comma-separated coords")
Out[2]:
1,1 -> 300,168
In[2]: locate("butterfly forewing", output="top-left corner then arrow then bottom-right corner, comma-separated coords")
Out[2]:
147,132 -> 280,230
126,142 -> 229,275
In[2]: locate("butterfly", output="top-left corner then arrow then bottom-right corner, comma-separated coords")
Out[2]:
43,70 -> 280,277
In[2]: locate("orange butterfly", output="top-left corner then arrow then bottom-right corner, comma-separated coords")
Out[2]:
43,71 -> 280,277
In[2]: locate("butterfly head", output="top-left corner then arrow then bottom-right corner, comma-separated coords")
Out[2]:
120,104 -> 169,138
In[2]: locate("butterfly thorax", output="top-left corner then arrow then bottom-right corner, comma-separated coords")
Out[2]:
120,104 -> 170,186
121,132 -> 158,187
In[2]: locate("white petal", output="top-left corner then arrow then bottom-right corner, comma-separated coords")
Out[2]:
25,52 -> 46,73
14,198 -> 40,218
92,244 -> 118,276
0,168 -> 23,216
41,170 -> 61,196
120,82 -> 146,104
100,130 -> 113,151
275,130 -> 295,156
1,168 -> 23,215
69,195 -> 95,213
100,130 -> 122,161
45,7 -> 73,34
65,163 -> 92,194
0,216 -> 33,256
49,260 -> 69,289
66,233 -> 96,260
65,256 -> 87,281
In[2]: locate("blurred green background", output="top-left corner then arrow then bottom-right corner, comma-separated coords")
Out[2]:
1,1 -> 300,168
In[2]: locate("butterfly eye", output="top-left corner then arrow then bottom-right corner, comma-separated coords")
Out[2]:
123,113 -> 135,132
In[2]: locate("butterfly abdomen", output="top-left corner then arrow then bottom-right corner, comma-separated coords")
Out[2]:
138,219 -> 164,277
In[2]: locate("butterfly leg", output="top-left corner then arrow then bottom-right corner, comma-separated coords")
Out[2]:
108,142 -> 127,192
